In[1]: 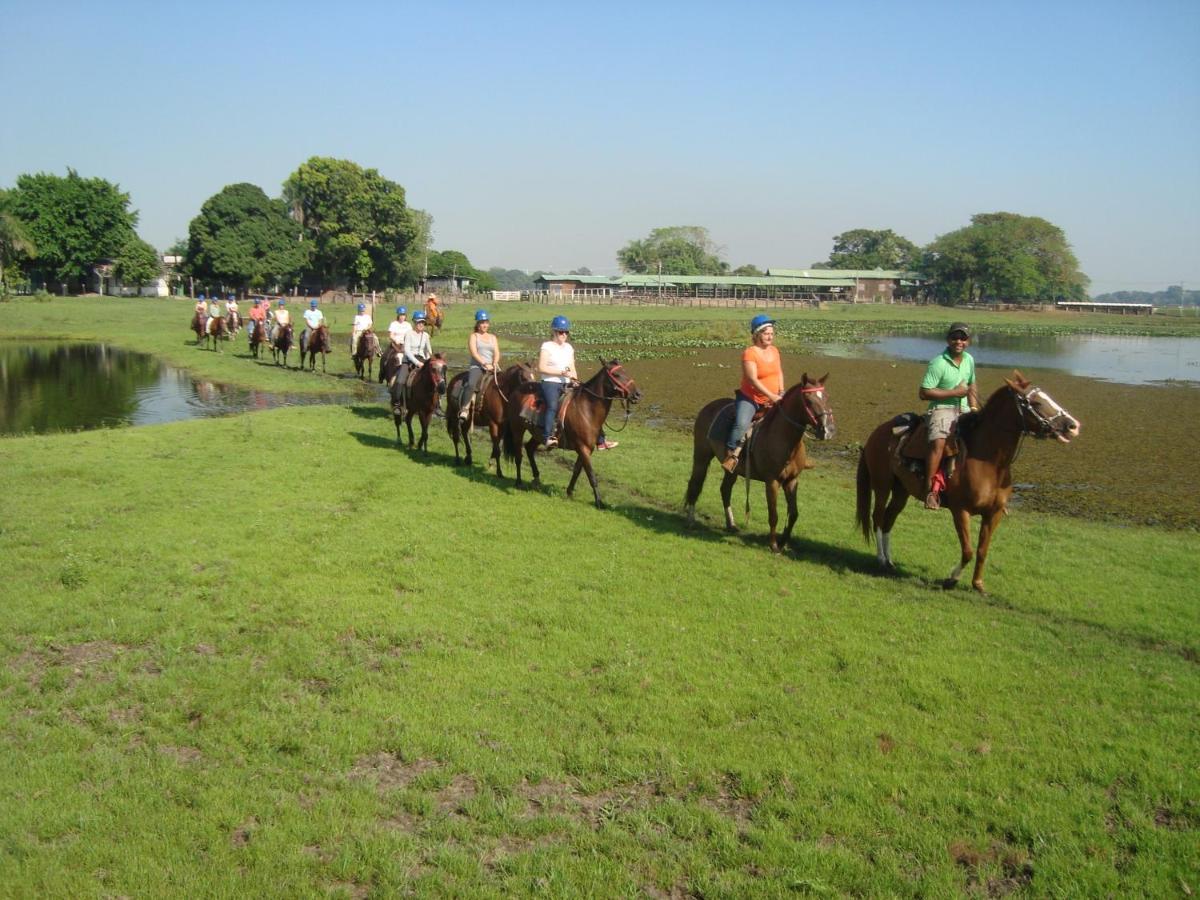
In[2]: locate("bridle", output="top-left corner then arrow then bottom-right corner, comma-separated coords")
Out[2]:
581,362 -> 639,432
1013,385 -> 1073,439
771,383 -> 833,436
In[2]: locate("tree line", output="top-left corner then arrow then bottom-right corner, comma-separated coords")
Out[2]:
617,217 -> 1091,304
0,159 -> 496,296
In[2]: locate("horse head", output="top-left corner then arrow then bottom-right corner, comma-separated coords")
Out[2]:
1006,371 -> 1081,443
781,373 -> 835,440
596,359 -> 642,404
427,353 -> 447,394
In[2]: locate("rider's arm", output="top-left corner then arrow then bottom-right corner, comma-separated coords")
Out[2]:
967,381 -> 979,411
537,344 -> 559,378
919,383 -> 969,401
492,339 -> 501,370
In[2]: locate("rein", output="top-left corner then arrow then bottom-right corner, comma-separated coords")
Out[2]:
580,363 -> 637,433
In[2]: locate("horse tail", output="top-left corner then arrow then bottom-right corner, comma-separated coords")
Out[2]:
856,449 -> 873,544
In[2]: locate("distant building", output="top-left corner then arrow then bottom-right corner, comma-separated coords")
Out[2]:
91,258 -> 170,297
420,275 -> 473,296
532,268 -> 922,300
1056,301 -> 1154,315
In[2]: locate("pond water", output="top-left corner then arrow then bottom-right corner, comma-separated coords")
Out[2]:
0,343 -> 353,435
810,333 -> 1200,385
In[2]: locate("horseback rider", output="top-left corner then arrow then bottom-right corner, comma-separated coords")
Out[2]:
350,302 -> 373,356
425,293 -> 440,324
272,299 -> 291,341
194,294 -> 208,335
206,294 -> 223,333
459,309 -> 501,422
919,322 -> 978,510
722,314 -> 785,473
225,294 -> 239,327
301,298 -> 324,352
394,310 -> 433,412
387,306 -> 412,357
537,315 -> 577,450
248,298 -> 266,340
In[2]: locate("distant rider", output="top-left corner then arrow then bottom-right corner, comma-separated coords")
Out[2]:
350,302 -> 373,356
459,309 -> 500,421
393,310 -> 432,412
722,314 -> 784,473
301,298 -> 324,352
537,315 -> 576,450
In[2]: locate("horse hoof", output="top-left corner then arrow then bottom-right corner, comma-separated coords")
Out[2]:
940,579 -> 958,591
972,583 -> 987,595
725,524 -> 739,533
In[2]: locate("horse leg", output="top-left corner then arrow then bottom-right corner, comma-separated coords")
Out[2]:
683,448 -> 713,526
394,412 -> 403,446
490,424 -> 502,477
419,413 -> 430,453
779,476 -> 800,549
942,507 -> 975,590
718,471 -> 739,532
406,413 -> 415,449
524,437 -> 541,487
573,449 -> 605,509
462,422 -> 472,466
765,479 -> 782,553
968,508 -> 1003,594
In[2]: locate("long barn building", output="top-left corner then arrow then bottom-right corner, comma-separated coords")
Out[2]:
534,268 -> 921,301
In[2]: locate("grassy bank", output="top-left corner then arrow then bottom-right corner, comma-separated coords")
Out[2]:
2,405 -> 1197,896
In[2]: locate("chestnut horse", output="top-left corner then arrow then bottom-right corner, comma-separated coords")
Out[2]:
353,329 -> 381,381
191,312 -> 206,345
302,323 -> 331,373
445,363 -> 536,473
684,374 -> 835,553
226,310 -> 241,337
856,371 -> 1080,593
271,323 -> 294,367
424,300 -> 443,332
247,318 -> 267,359
389,354 -> 447,451
501,360 -> 641,508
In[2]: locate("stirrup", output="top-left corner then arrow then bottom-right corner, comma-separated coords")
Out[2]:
721,451 -> 740,473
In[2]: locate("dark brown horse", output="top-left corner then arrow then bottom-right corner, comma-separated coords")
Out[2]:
302,323 -> 331,372
247,317 -> 267,359
501,360 -> 641,508
201,313 -> 228,351
353,329 -> 380,381
226,310 -> 240,337
446,363 -> 536,473
856,371 -> 1080,593
191,312 -> 206,345
271,323 -> 294,367
684,374 -> 835,553
390,354 -> 447,451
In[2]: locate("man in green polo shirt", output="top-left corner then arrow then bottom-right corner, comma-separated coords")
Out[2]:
919,322 -> 979,510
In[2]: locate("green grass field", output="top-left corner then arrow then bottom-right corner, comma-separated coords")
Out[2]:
2,296 -> 1198,896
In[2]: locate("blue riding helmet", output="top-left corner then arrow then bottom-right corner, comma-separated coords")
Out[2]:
551,315 -> 570,332
475,309 -> 489,322
310,299 -> 318,308
228,294 -> 235,300
413,311 -> 427,322
198,293 -> 206,300
277,299 -> 286,307
357,303 -> 366,312
396,306 -> 407,315
750,314 -> 775,335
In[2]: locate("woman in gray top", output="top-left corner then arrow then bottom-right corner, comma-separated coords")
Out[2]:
458,309 -> 501,421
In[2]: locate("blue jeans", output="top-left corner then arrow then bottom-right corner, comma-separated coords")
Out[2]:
540,381 -> 566,440
727,391 -> 759,450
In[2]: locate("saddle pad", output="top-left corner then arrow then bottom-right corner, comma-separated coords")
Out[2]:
707,402 -> 736,444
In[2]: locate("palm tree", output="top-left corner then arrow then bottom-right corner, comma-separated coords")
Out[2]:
0,189 -> 36,294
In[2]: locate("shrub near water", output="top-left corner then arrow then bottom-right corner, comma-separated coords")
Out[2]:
1,403 -> 1197,896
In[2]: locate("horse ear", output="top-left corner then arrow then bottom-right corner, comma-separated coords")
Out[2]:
1010,369 -> 1028,388
801,371 -> 809,384
819,372 -> 829,384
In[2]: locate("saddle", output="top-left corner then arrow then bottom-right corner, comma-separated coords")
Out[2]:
706,400 -> 769,449
894,414 -> 962,461
519,384 -> 577,434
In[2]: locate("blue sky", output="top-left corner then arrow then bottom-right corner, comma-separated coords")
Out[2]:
2,0 -> 1197,294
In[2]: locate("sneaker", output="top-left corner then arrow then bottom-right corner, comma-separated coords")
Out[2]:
597,440 -> 619,451
543,438 -> 558,450
924,491 -> 941,510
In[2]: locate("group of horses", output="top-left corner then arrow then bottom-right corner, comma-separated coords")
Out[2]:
390,350 -> 1078,593
192,310 -> 383,377
189,306 -> 1082,592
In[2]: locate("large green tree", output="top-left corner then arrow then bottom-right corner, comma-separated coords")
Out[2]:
185,183 -> 309,291
617,226 -> 729,275
922,212 -> 1088,303
9,169 -> 138,289
282,157 -> 421,290
0,189 -> 36,292
427,249 -> 496,292
114,234 -> 161,291
814,228 -> 921,270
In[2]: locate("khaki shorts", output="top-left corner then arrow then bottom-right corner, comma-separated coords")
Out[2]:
926,406 -> 960,440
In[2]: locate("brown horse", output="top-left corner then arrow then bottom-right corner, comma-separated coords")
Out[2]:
202,313 -> 228,351
302,323 -> 331,373
247,317 -> 267,359
390,354 -> 447,451
684,374 -> 835,553
353,329 -> 380,381
191,312 -> 206,345
271,323 -> 294,367
501,360 -> 641,508
424,301 -> 443,332
446,363 -> 536,473
856,371 -> 1080,593
226,310 -> 240,337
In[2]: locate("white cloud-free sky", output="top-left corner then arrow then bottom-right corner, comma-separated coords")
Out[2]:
3,0 -> 1197,295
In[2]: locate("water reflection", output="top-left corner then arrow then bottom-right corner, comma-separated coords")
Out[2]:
0,343 -> 355,435
811,333 -> 1200,385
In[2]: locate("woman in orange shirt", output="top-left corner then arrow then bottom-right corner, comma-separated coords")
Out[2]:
723,314 -> 785,472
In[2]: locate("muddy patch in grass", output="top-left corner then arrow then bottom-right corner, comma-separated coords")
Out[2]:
349,753 -> 439,792
949,839 -> 1034,896
158,744 -> 204,765
8,640 -> 130,689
